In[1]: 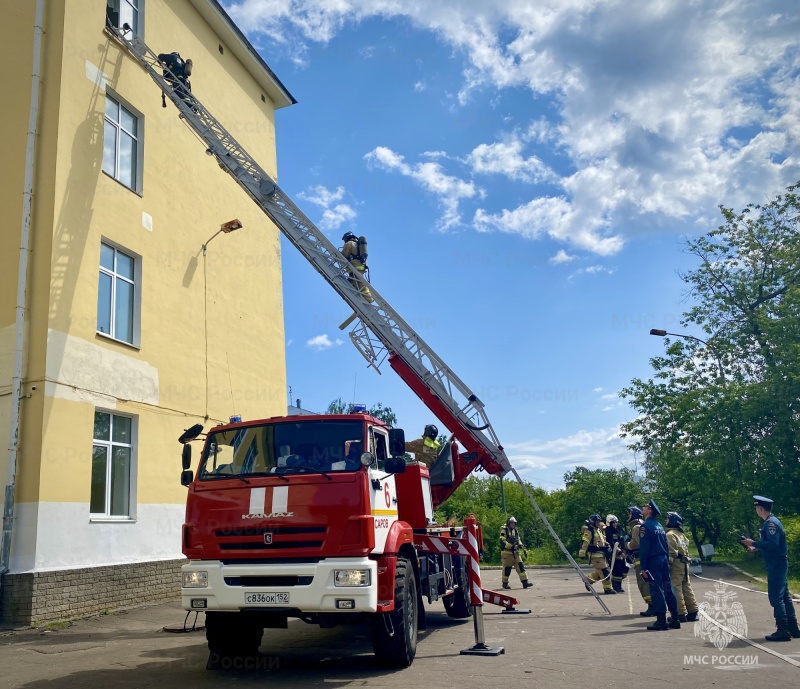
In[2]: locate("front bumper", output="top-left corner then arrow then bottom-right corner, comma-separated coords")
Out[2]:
181,558 -> 378,613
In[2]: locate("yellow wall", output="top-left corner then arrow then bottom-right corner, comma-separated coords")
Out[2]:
1,0 -> 289,560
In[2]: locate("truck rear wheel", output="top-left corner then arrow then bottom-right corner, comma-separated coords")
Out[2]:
371,556 -> 418,667
205,612 -> 263,669
443,556 -> 472,619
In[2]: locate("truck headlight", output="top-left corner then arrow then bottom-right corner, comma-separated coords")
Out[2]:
334,569 -> 371,587
183,571 -> 208,588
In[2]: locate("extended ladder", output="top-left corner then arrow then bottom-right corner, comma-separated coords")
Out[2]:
107,22 -> 610,615
107,23 -> 510,475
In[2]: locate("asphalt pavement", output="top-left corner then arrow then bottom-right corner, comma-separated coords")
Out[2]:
1,565 -> 798,688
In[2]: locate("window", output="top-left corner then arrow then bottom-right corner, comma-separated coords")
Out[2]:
106,0 -> 143,36
91,411 -> 136,518
103,93 -> 142,192
97,241 -> 140,345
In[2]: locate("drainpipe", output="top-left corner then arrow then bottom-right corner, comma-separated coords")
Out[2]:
1,0 -> 45,593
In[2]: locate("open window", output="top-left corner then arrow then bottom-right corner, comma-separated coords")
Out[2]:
106,0 -> 143,36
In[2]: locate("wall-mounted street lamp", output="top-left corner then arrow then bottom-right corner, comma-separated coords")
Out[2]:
203,218 -> 243,255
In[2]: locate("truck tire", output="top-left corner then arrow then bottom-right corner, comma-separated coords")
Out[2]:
371,556 -> 418,667
206,612 -> 263,669
443,556 -> 472,619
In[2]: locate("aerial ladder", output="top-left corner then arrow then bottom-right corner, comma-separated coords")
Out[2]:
106,22 -> 609,613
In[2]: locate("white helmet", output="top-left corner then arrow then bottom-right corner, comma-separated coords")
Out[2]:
606,514 -> 618,524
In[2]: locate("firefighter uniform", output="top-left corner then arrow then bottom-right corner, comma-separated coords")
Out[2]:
665,513 -> 698,622
500,517 -> 531,589
626,507 -> 652,613
579,516 -> 614,594
341,232 -> 372,302
157,52 -> 194,108
404,437 -> 441,467
605,515 -> 629,593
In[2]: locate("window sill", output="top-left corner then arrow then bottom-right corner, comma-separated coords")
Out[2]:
90,517 -> 137,523
101,169 -> 143,198
96,331 -> 140,351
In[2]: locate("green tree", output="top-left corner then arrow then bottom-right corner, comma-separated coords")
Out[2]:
622,181 -> 800,546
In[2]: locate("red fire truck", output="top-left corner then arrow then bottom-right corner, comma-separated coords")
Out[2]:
179,412 -> 480,667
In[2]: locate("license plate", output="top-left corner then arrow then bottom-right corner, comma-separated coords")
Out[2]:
245,592 -> 289,605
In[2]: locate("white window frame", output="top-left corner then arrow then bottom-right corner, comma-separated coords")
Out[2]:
103,90 -> 144,194
90,410 -> 138,521
106,0 -> 145,38
97,239 -> 142,348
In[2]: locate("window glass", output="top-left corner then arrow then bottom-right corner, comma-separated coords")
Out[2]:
97,272 -> 112,335
102,120 -> 117,177
110,446 -> 131,516
91,446 -> 107,514
115,278 -> 134,342
100,243 -> 115,271
112,415 -> 132,443
94,411 -> 111,441
116,251 -> 134,280
103,94 -> 140,192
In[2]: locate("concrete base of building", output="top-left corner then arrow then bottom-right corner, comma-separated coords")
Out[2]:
1,559 -> 184,626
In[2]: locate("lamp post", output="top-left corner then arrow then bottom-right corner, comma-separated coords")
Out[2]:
203,220 -> 243,418
649,327 -> 749,534
649,329 -> 726,387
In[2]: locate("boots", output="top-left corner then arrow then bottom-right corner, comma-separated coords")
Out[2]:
612,579 -> 624,593
639,603 -> 656,617
502,582 -> 511,590
585,581 -> 593,592
668,613 -> 681,629
678,614 -> 688,623
604,587 -> 617,595
522,580 -> 533,589
788,617 -> 800,639
647,612 -> 669,631
765,619 -> 792,642
685,611 -> 699,622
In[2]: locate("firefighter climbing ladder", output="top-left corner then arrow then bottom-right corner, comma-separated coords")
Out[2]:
107,23 -> 608,615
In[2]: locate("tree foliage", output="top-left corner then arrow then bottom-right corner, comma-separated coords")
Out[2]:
326,398 -> 398,427
621,181 -> 800,551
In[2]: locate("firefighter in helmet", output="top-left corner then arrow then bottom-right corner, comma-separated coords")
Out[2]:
579,514 -> 615,594
665,512 -> 698,622
500,516 -> 532,590
157,52 -> 194,109
404,424 -> 441,467
605,514 -> 629,593
341,231 -> 372,302
626,506 -> 654,616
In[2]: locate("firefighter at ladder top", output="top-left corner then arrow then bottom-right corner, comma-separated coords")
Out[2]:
341,232 -> 372,302
604,514 -> 628,593
157,51 -> 194,109
579,514 -> 615,594
404,424 -> 441,467
626,506 -> 653,615
500,516 -> 532,590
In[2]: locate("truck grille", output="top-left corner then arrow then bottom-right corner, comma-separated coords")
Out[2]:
215,526 -> 327,537
224,575 -> 313,587
214,525 -> 327,552
218,541 -> 324,550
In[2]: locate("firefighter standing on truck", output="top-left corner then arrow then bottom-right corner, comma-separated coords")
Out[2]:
665,512 -> 699,623
500,516 -> 532,590
579,514 -> 615,594
404,424 -> 441,467
341,232 -> 372,302
626,506 -> 654,615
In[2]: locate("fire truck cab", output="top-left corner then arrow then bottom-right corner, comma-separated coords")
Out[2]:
179,413 -> 472,668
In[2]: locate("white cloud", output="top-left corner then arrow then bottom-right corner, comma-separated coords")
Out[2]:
305,334 -> 343,351
505,426 -> 634,485
414,80 -> 426,92
230,0 -> 800,253
549,249 -> 576,265
298,185 -> 357,231
593,387 -> 603,393
364,146 -> 479,229
568,264 -> 617,280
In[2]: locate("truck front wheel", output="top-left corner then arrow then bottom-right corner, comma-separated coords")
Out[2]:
443,555 -> 473,619
371,556 -> 418,667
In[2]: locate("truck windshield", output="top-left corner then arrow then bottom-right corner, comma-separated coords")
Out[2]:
198,420 -> 364,480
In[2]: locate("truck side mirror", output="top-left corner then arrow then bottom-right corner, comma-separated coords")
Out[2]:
182,443 -> 192,470
384,458 -> 406,474
181,469 -> 194,486
388,428 -> 405,457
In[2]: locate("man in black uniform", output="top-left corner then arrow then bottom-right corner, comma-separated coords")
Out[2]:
639,499 -> 679,630
605,514 -> 628,593
742,495 -> 800,641
157,52 -> 194,108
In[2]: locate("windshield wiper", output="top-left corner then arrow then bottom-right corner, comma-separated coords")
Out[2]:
286,465 -> 332,480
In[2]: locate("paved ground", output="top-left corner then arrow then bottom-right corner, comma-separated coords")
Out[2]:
1,565 -> 798,688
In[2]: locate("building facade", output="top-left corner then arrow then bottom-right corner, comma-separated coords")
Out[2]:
0,0 -> 294,624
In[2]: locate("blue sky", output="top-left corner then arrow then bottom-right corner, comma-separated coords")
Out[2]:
223,0 -> 800,490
